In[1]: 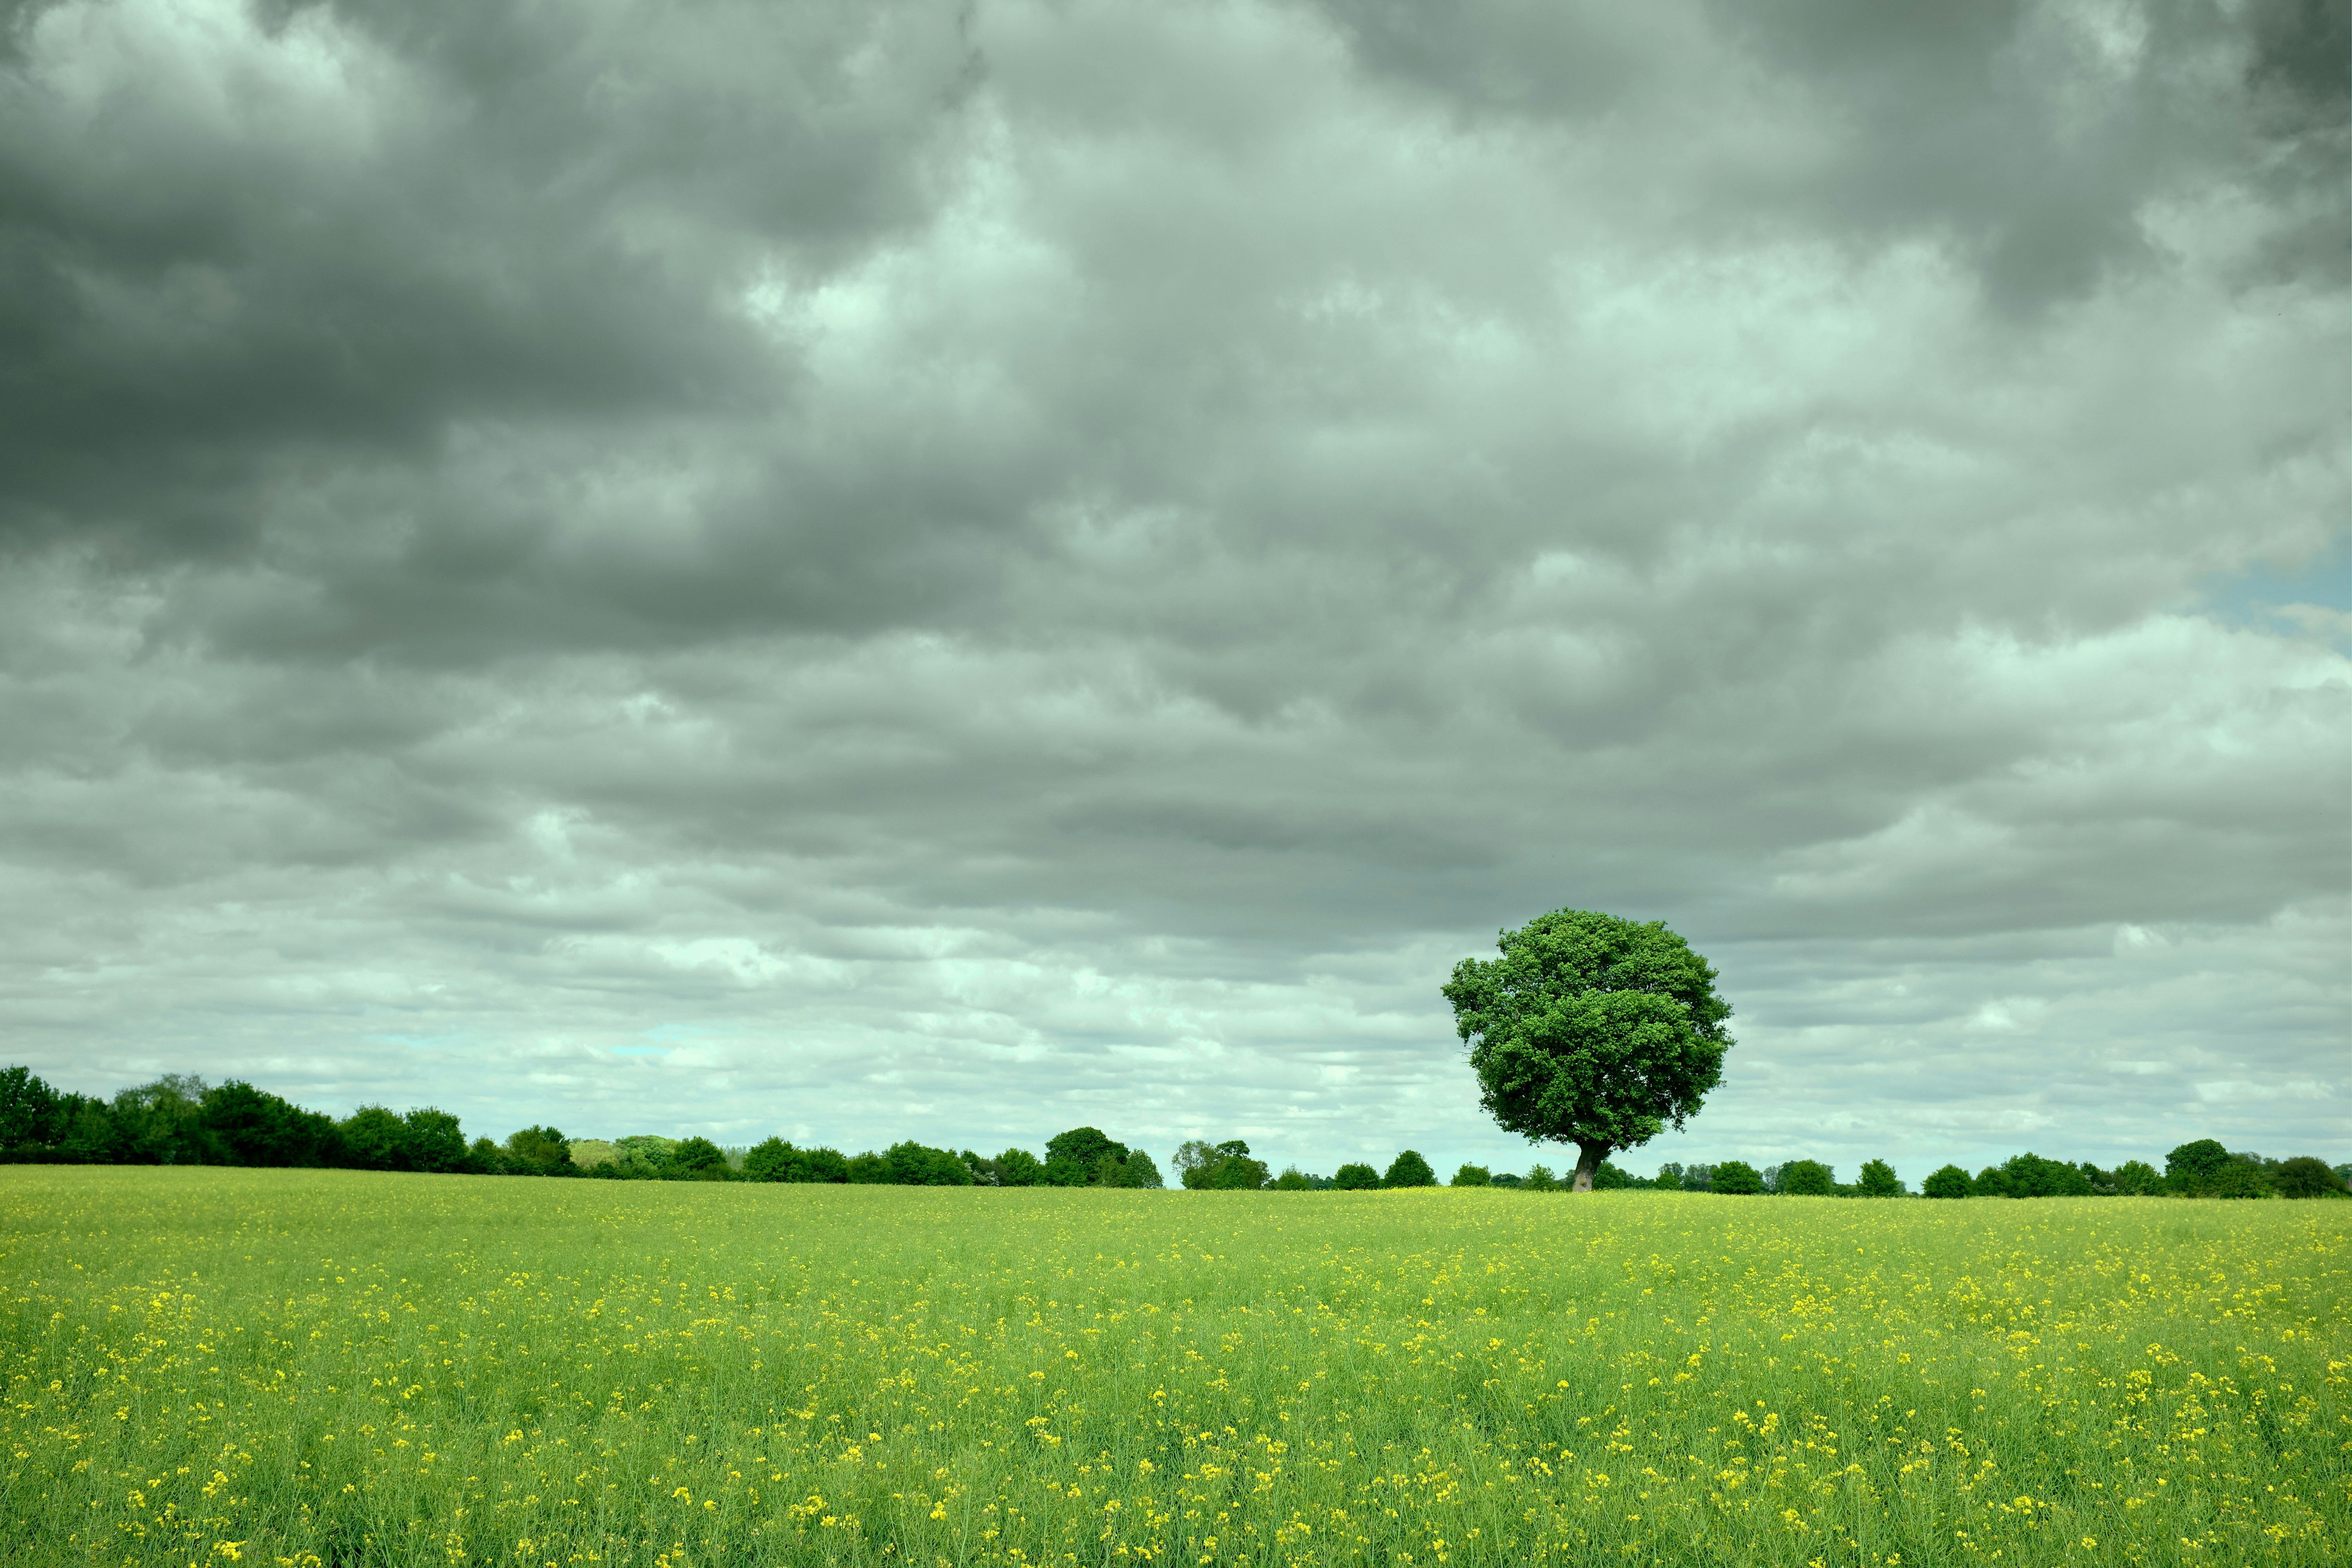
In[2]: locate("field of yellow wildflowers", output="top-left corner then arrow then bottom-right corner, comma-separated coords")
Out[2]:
2,1169 -> 2344,1567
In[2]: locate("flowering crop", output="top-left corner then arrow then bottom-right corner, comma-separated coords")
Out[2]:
3,1169 -> 2345,1565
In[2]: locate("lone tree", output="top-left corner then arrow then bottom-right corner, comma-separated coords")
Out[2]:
1444,908 -> 1732,1193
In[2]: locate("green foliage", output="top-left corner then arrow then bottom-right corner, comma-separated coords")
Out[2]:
742,1137 -> 797,1182
2112,1158 -> 2163,1195
2001,1151 -> 2092,1198
502,1125 -> 573,1175
1521,1164 -> 1561,1192
0,1065 -> 64,1148
1330,1162 -> 1381,1191
1208,1153 -> 1270,1190
1382,1150 -> 1437,1189
2207,1160 -> 2276,1200
668,1136 -> 730,1181
1590,1160 -> 1632,1190
885,1141 -> 974,1186
1272,1166 -> 1315,1191
1042,1155 -> 1091,1187
1046,1127 -> 1126,1174
996,1148 -> 1047,1187
1779,1159 -> 1836,1196
845,1151 -> 892,1184
1444,909 -> 1732,1188
1855,1159 -> 1903,1197
1451,1164 -> 1491,1187
1922,1164 -> 1973,1200
2276,1156 -> 2346,1199
1651,1163 -> 1683,1191
1123,1148 -> 1165,1189
1974,1165 -> 2015,1198
2167,1138 -> 2232,1188
1711,1160 -> 1762,1195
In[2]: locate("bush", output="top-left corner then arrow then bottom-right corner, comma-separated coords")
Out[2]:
1209,1154 -> 1270,1190
1779,1159 -> 1837,1196
1652,1165 -> 1682,1191
2165,1138 -> 2231,1190
2275,1156 -> 2346,1199
1042,1155 -> 1091,1187
1922,1164 -> 1973,1200
1973,1165 -> 2015,1198
2002,1152 -> 2092,1198
2112,1159 -> 2163,1195
1592,1160 -> 1633,1190
670,1136 -> 731,1180
886,1141 -> 974,1186
742,1137 -> 797,1182
1451,1163 -> 1491,1187
1272,1165 -> 1314,1190
2206,1160 -> 2275,1200
996,1148 -> 1047,1186
1330,1162 -> 1381,1191
1521,1164 -> 1561,1192
1383,1150 -> 1437,1189
1856,1159 -> 1904,1197
845,1151 -> 892,1183
1711,1160 -> 1763,1195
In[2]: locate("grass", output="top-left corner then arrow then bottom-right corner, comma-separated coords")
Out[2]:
2,1169 -> 2345,1567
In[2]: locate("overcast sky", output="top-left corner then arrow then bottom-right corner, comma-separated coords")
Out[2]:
2,0 -> 2345,1182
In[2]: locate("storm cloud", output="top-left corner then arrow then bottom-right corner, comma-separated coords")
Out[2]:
2,0 -> 2344,1180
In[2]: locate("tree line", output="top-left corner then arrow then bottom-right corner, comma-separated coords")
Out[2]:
5,1067 -> 2341,1200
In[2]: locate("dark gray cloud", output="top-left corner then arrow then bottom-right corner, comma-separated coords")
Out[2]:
0,0 -> 2343,1181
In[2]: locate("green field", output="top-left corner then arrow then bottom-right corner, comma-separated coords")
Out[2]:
3,1170 -> 2345,1567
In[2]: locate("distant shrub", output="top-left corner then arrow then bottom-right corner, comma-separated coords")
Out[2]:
1521,1164 -> 1560,1192
1779,1160 -> 1836,1196
1331,1162 -> 1381,1191
1451,1164 -> 1490,1187
1272,1166 -> 1314,1191
1922,1165 -> 1973,1200
1856,1159 -> 1904,1197
1711,1160 -> 1763,1195
2275,1156 -> 2347,1199
1382,1150 -> 1437,1189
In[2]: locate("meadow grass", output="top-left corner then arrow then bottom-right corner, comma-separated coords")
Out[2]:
2,1169 -> 2344,1568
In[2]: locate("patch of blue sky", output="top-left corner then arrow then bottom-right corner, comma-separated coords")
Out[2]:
2200,535 -> 2350,642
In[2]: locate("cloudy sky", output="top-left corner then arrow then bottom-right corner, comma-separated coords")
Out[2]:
2,0 -> 2345,1182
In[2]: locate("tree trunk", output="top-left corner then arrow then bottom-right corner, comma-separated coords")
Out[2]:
1572,1142 -> 1606,1193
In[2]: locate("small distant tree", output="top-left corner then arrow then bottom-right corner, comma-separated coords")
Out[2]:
887,1141 -> 974,1185
1272,1165 -> 1314,1190
1172,1140 -> 1223,1189
799,1147 -> 851,1183
1922,1164 -> 1973,1200
996,1148 -> 1047,1186
1331,1161 -> 1381,1191
960,1150 -> 1001,1185
1046,1127 -> 1127,1176
1711,1160 -> 1763,1195
1042,1155 -> 1090,1186
1779,1159 -> 1836,1196
503,1125 -> 573,1175
2165,1138 -> 2231,1192
1855,1159 -> 1904,1198
1490,1171 -> 1524,1188
0,1066 -> 63,1149
743,1137 -> 798,1182
1209,1152 -> 1270,1190
670,1136 -> 730,1181
2275,1156 -> 2345,1198
1591,1160 -> 1632,1189
1445,909 -> 1733,1192
2003,1152 -> 2092,1198
1678,1162 -> 1714,1192
2111,1159 -> 2162,1195
1973,1164 -> 2015,1198
1123,1148 -> 1165,1189
1092,1152 -> 1140,1188
845,1151 -> 891,1183
1521,1164 -> 1561,1192
1383,1150 -> 1437,1188
1452,1163 -> 1491,1187
1652,1163 -> 1684,1191
2207,1160 -> 2275,1199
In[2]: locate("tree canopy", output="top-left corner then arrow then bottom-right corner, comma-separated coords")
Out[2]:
1444,909 -> 1733,1191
